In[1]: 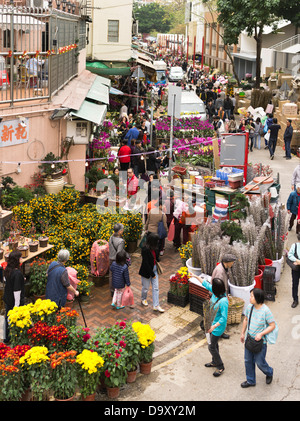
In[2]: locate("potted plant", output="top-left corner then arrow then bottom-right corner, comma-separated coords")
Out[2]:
19,346 -> 52,401
122,325 -> 141,383
178,241 -> 193,266
132,322 -> 156,375
0,349 -> 27,401
38,220 -> 49,248
39,152 -> 67,194
7,304 -> 33,347
101,341 -> 128,398
50,351 -> 78,401
168,267 -> 190,307
77,278 -> 93,302
29,223 -> 39,252
75,349 -> 104,401
29,258 -> 49,299
30,298 -> 58,325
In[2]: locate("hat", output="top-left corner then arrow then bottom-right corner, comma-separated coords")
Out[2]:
222,254 -> 236,263
296,183 -> 300,190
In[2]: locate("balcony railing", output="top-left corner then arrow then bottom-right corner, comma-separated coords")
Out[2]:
0,4 -> 82,107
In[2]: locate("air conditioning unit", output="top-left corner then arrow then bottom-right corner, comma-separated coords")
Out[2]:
27,0 -> 48,9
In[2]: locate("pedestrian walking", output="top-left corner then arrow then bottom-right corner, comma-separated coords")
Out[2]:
110,250 -> 131,310
139,233 -> 165,312
291,163 -> 300,190
283,119 -> 294,160
145,200 -> 168,256
240,288 -> 276,388
286,184 -> 300,232
254,117 -> 263,150
109,223 -> 128,296
268,118 -> 281,159
287,234 -> 300,308
192,275 -> 229,377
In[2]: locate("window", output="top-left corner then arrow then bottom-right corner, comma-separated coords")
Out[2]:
76,122 -> 88,137
107,20 -> 119,43
3,30 -> 11,48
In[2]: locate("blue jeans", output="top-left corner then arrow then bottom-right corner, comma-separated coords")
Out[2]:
254,134 -> 261,149
285,139 -> 291,158
141,265 -> 159,307
244,343 -> 273,385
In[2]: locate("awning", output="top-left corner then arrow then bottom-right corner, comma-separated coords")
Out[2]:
86,76 -> 109,104
86,62 -> 131,76
110,87 -> 124,95
70,101 -> 107,125
281,44 -> 300,54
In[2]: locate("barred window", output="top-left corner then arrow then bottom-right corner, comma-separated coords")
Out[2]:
107,20 -> 119,43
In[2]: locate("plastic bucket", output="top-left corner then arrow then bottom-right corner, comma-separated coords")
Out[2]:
258,258 -> 273,274
186,258 -> 202,277
254,269 -> 263,289
228,279 -> 256,314
272,256 -> 284,282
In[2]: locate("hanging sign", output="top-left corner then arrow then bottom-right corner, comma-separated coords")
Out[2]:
0,118 -> 29,148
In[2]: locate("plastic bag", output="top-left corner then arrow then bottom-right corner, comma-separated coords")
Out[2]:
167,218 -> 175,241
66,267 -> 80,301
121,287 -> 134,307
90,239 -> 109,276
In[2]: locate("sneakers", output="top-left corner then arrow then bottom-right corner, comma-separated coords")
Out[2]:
153,306 -> 165,313
141,299 -> 148,306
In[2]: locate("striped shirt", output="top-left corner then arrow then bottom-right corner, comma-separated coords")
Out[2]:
245,304 -> 274,344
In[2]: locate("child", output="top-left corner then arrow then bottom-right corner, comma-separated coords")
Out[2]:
110,250 -> 131,309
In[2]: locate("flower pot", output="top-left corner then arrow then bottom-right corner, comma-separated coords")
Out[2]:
139,360 -> 152,375
126,241 -> 137,254
254,269 -> 263,290
33,294 -> 46,302
20,388 -> 31,401
80,294 -> 90,303
54,394 -> 76,401
81,393 -> 95,401
167,290 -> 189,307
8,241 -> 18,251
272,256 -> 284,283
44,177 -> 64,195
126,369 -> 137,383
39,237 -> 49,248
17,245 -> 29,258
186,258 -> 202,277
106,386 -> 120,399
29,241 -> 39,253
228,279 -> 256,314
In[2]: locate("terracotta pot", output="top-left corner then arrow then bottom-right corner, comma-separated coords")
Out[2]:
139,360 -> 152,375
33,294 -> 46,302
81,392 -> 96,401
126,241 -> 137,254
106,386 -> 120,399
20,388 -> 31,401
54,394 -> 76,401
126,369 -> 137,383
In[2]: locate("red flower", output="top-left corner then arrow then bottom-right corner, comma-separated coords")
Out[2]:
105,369 -> 110,378
119,340 -> 126,348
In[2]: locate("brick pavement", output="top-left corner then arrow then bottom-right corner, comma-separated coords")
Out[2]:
72,239 -> 202,356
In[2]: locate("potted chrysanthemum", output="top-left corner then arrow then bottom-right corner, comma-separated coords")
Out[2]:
50,351 -> 78,401
76,349 -> 104,401
132,322 -> 156,375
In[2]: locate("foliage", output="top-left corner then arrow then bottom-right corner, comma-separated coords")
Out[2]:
86,165 -> 107,190
39,152 -> 67,178
0,349 -> 26,401
220,221 -> 246,244
133,3 -> 172,33
1,186 -> 34,209
29,258 -> 49,296
50,351 -> 78,400
178,241 -> 193,261
169,267 -> 190,296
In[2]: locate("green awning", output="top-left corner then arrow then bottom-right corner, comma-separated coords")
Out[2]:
87,76 -> 109,104
86,62 -> 131,76
70,101 -> 107,125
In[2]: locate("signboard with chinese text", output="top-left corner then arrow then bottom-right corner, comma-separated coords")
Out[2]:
0,119 -> 29,148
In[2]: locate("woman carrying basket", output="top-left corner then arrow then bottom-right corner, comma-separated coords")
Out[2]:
192,275 -> 228,377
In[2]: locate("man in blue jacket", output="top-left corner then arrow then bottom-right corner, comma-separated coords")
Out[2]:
287,184 -> 300,233
284,119 -> 293,160
124,124 -> 140,146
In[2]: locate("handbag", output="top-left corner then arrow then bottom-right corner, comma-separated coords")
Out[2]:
245,305 -> 263,353
286,243 -> 300,271
157,217 -> 167,240
156,261 -> 163,275
139,233 -> 147,249
167,218 -> 175,241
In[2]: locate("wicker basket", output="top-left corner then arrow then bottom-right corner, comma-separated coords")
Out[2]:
227,296 -> 244,325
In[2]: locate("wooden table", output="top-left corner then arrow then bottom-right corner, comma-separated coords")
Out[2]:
0,240 -> 53,266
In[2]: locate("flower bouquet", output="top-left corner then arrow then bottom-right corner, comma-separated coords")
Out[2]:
19,346 -> 51,401
75,349 -> 104,400
50,351 -> 78,400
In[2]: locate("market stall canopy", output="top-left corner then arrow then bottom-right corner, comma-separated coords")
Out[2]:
86,76 -> 109,105
70,101 -> 107,125
86,61 -> 131,76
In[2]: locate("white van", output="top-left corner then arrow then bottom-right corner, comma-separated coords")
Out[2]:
168,66 -> 184,82
180,91 -> 207,120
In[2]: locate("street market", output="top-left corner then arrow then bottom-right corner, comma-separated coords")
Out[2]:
0,24 -> 300,404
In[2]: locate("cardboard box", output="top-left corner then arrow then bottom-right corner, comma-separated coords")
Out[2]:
282,103 -> 298,116
280,75 -> 294,88
278,100 -> 290,112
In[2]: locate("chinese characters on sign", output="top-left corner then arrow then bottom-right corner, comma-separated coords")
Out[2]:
0,119 -> 29,147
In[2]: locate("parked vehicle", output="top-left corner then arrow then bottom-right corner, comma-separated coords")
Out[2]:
168,66 -> 184,82
180,91 -> 207,120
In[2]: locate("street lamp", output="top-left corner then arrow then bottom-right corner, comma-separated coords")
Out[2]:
72,3 -> 76,13
62,0 -> 66,11
67,1 -> 71,13
56,0 -> 61,9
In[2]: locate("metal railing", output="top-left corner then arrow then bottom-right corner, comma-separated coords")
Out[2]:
270,34 -> 300,52
0,4 -> 81,106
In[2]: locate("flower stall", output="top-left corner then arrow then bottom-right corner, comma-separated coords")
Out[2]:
0,300 -> 157,401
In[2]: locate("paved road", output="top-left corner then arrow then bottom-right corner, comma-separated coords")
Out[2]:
113,144 -> 300,402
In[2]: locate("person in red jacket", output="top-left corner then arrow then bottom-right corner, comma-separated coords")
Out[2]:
118,139 -> 131,171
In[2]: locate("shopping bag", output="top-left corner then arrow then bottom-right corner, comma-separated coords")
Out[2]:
167,218 -> 175,241
121,287 -> 135,307
264,132 -> 270,142
139,233 -> 147,249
